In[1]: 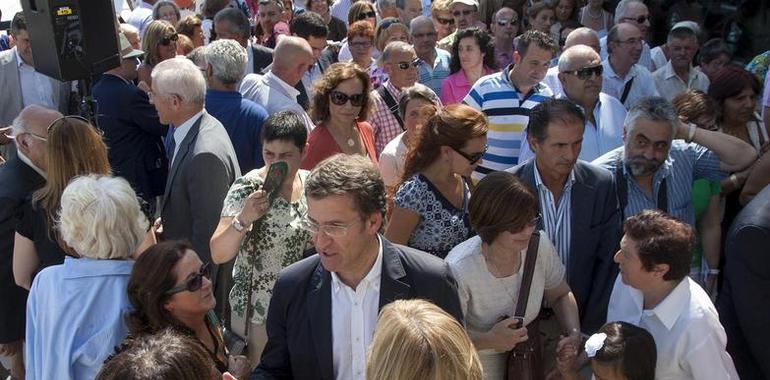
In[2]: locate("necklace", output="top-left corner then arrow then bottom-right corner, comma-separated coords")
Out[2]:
347,137 -> 355,147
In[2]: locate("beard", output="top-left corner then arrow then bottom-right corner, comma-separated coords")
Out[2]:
626,156 -> 663,177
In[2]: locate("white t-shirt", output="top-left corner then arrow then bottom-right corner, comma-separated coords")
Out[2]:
378,132 -> 409,187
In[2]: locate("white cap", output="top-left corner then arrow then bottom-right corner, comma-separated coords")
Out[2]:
450,0 -> 479,9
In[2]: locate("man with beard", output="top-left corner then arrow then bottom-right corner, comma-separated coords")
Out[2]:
593,97 -> 756,226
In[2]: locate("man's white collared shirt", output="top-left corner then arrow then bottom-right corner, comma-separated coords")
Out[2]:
653,61 -> 710,102
171,110 -> 205,165
601,59 -> 659,109
607,276 -> 739,379
15,48 -> 55,110
331,237 -> 384,380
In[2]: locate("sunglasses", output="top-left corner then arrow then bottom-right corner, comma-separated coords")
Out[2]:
330,90 -> 366,106
507,214 -> 542,234
160,33 -> 179,46
357,11 -> 376,20
452,10 -> 473,17
393,58 -> 420,70
451,144 -> 487,165
165,262 -> 212,295
563,64 -> 603,80
436,17 -> 455,25
621,15 -> 648,25
496,18 -> 518,26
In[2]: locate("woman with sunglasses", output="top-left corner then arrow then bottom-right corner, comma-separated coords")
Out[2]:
306,0 -> 347,41
445,171 -> 580,380
137,20 -> 179,87
13,116 -> 111,290
431,0 -> 456,41
301,62 -> 377,169
25,175 -> 148,380
441,27 -> 496,105
384,104 -> 487,258
126,241 -> 251,379
336,1 -> 378,63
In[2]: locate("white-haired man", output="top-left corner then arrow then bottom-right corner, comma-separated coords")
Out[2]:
204,39 -> 268,174
151,57 -> 240,315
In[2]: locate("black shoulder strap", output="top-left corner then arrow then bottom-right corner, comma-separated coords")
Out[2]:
614,156 -> 628,221
377,85 -> 405,130
514,231 -> 540,318
657,178 -> 668,213
620,77 -> 635,105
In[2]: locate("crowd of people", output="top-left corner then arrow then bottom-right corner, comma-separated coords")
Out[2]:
1,0 -> 769,379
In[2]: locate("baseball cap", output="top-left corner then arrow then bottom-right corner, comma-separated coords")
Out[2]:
450,0 -> 479,9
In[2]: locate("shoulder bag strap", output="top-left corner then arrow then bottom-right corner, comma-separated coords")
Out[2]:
514,231 -> 541,318
619,77 -> 634,105
377,85 -> 405,130
614,156 -> 628,221
657,177 -> 668,213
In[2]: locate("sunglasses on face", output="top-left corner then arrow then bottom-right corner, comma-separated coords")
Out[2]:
165,262 -> 212,295
393,58 -> 420,70
563,64 -> 603,80
160,33 -> 179,46
452,10 -> 473,17
621,15 -> 648,25
329,90 -> 366,106
357,11 -> 376,20
451,144 -> 487,165
436,17 -> 455,25
496,18 -> 518,26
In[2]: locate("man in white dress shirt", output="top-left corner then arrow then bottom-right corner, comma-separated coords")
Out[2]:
608,210 -> 739,380
653,25 -> 710,102
599,0 -> 654,72
543,27 -> 601,97
251,154 -> 462,380
601,23 -> 659,110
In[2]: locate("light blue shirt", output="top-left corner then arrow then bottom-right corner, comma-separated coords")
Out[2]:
26,257 -> 134,380
592,140 -> 726,226
417,48 -> 451,96
533,161 -> 575,277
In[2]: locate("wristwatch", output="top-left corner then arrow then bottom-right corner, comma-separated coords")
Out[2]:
231,217 -> 251,232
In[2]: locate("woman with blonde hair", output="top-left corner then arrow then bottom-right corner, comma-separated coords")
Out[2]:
13,116 -> 112,290
367,299 -> 483,380
301,62 -> 377,169
384,104 -> 487,258
137,20 -> 178,86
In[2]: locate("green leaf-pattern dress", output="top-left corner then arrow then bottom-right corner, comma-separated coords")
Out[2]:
221,169 -> 311,329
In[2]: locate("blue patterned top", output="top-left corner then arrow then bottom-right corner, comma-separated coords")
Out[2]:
393,174 -> 473,258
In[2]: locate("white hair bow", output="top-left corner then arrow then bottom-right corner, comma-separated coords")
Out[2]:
584,332 -> 607,358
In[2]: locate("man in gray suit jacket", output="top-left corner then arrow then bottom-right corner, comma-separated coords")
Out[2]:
151,57 -> 240,314
0,12 -> 70,159
507,98 -> 622,334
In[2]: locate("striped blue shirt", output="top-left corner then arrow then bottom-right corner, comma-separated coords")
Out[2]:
592,141 -> 727,226
534,162 -> 575,278
417,48 -> 451,96
463,64 -> 553,181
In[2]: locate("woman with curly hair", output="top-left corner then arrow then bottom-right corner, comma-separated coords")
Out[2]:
440,27 -> 496,105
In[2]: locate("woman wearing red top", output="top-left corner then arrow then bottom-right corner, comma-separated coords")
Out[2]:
440,28 -> 496,105
301,62 -> 378,169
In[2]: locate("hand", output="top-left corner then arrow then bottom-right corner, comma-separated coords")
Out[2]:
237,187 -> 269,226
0,340 -> 22,357
555,335 -> 580,375
0,126 -> 12,146
137,81 -> 151,93
486,317 -> 529,352
222,372 -> 239,380
228,355 -> 251,380
153,217 -> 164,241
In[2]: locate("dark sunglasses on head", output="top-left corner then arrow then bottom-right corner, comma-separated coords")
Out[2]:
394,58 -> 420,70
436,17 -> 455,25
165,262 -> 212,295
496,18 -> 518,26
357,11 -> 376,20
330,90 -> 366,107
452,9 -> 473,17
622,15 -> 648,25
46,115 -> 103,138
563,64 -> 603,80
452,144 -> 487,165
160,33 -> 179,46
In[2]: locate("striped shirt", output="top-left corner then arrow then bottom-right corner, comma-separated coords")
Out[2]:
534,162 -> 575,278
463,64 -> 553,181
417,48 -> 452,96
592,141 -> 727,226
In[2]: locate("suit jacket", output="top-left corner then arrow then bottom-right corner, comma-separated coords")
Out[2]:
249,44 -> 274,75
160,112 -> 240,263
250,238 -> 464,380
717,185 -> 770,380
508,159 -> 621,333
92,74 -> 168,201
0,157 -> 45,342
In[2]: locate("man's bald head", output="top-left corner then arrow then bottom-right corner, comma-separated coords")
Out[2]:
564,27 -> 600,53
410,15 -> 434,31
11,105 -> 63,170
272,36 -> 315,86
558,44 -> 601,72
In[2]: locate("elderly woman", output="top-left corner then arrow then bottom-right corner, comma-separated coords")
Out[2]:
153,0 -> 181,27
445,171 -> 580,379
210,111 -> 311,364
346,21 -> 376,72
384,104 -> 487,258
177,14 -> 205,47
579,0 -> 612,38
527,1 -> 556,34
126,241 -> 251,379
379,84 -> 439,188
301,62 -> 377,169
137,20 -> 178,86
306,0 -> 346,41
14,115 -> 112,290
25,175 -> 148,380
441,27 -> 496,105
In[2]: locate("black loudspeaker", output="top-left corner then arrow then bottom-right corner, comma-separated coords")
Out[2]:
19,0 -> 120,81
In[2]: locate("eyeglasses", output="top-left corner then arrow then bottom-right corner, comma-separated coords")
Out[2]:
451,144 -> 488,165
412,31 -> 437,39
20,132 -> 48,142
357,11 -> 376,20
299,218 -> 359,238
621,15 -> 648,25
393,58 -> 420,70
615,37 -> 643,46
496,18 -> 518,26
436,17 -> 454,25
507,214 -> 542,234
350,40 -> 373,48
563,64 -> 603,79
329,90 -> 366,106
160,33 -> 179,46
165,262 -> 212,295
452,9 -> 474,17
